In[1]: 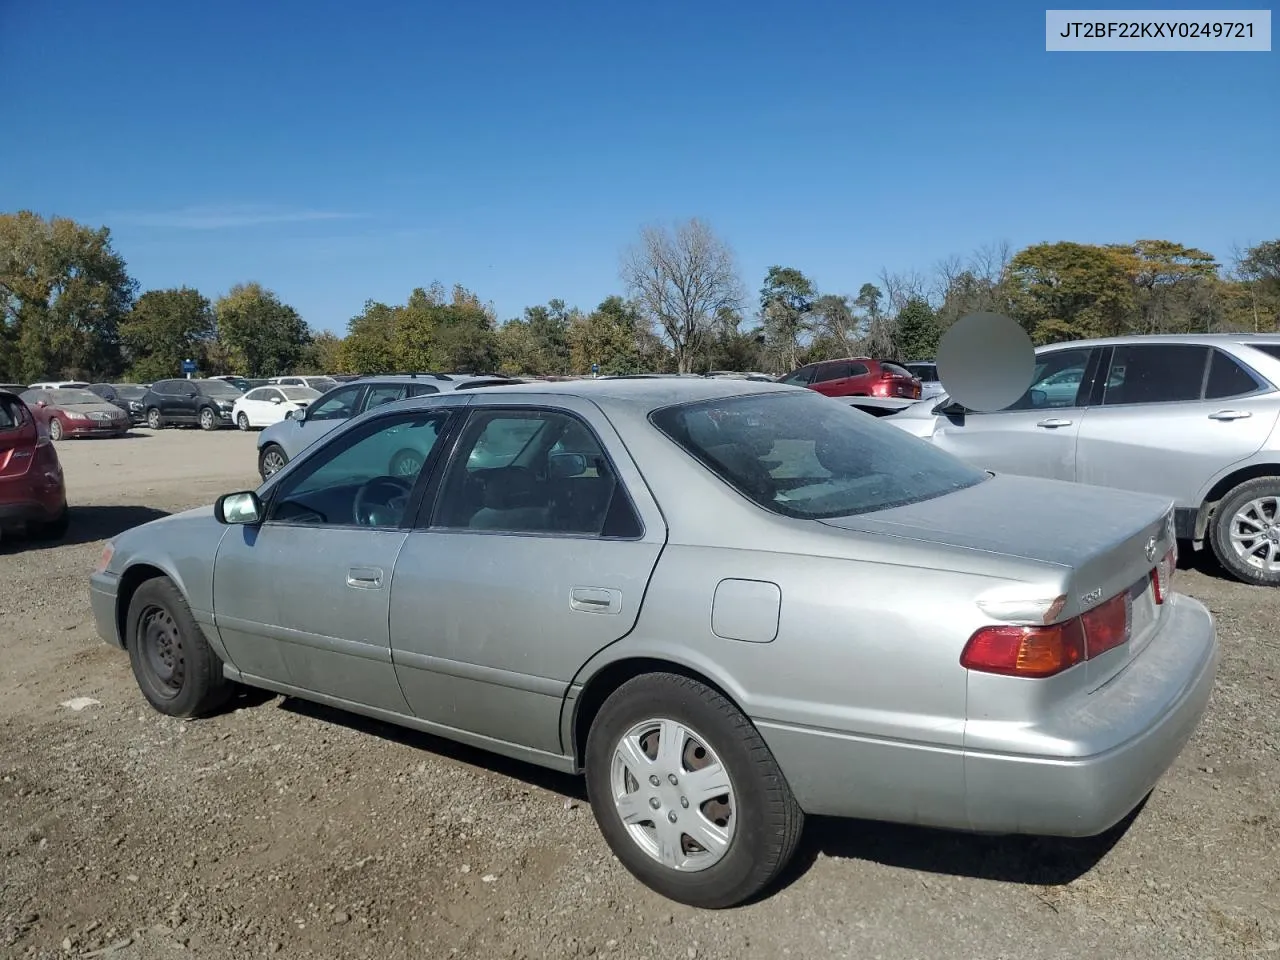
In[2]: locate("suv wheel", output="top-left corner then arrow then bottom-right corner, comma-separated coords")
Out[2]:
146,408 -> 163,430
1210,477 -> 1280,586
199,407 -> 217,431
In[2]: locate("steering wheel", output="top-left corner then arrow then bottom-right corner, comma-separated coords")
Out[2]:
352,475 -> 414,527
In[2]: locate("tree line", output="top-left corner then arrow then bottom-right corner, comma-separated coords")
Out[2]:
3,209 -> 1278,384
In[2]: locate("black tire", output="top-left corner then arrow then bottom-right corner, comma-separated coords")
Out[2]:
259,443 -> 288,480
146,407 -> 163,430
584,672 -> 804,909
126,577 -> 232,718
389,447 -> 424,479
1209,476 -> 1280,586
237,412 -> 251,431
198,406 -> 218,431
30,503 -> 69,541
48,418 -> 64,442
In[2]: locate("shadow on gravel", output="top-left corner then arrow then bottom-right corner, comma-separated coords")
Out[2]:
279,698 -> 588,801
1176,539 -> 1231,579
768,796 -> 1147,899
1,505 -> 170,553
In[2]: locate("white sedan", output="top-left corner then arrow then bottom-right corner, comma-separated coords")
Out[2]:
232,385 -> 320,430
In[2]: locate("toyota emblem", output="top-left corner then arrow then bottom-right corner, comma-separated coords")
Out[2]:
1145,537 -> 1158,562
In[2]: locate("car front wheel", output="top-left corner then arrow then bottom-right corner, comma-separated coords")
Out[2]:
584,672 -> 804,908
126,577 -> 232,718
146,408 -> 163,430
199,407 -> 217,431
1210,476 -> 1280,586
48,418 -> 64,441
237,412 -> 251,431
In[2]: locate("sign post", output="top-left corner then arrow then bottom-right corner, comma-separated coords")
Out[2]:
591,363 -> 599,378
181,359 -> 197,378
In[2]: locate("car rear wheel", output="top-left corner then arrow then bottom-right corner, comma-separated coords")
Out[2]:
584,672 -> 804,908
199,407 -> 217,431
146,407 -> 163,430
126,577 -> 232,718
48,418 -> 63,442
1210,476 -> 1280,586
259,443 -> 288,480
237,412 -> 251,431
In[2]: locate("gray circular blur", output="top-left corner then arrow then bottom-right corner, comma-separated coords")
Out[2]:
936,312 -> 1034,413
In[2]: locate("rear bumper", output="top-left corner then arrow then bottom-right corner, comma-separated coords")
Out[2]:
757,593 -> 1218,837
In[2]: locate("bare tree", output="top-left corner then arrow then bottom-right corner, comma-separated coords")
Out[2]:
620,218 -> 745,373
877,267 -> 929,316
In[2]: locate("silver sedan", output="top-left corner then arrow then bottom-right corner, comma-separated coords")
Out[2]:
88,378 -> 1218,908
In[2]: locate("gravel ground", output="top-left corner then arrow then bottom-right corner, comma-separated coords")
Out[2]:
1,427 -> 1277,960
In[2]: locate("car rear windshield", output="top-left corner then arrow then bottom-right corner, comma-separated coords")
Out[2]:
650,391 -> 988,520
905,364 -> 939,382
198,380 -> 243,398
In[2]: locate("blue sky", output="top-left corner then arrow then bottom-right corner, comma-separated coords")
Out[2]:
2,0 -> 1275,335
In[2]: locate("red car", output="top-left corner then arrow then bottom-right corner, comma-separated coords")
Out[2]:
0,389 -> 69,541
778,357 -> 923,400
20,386 -> 130,440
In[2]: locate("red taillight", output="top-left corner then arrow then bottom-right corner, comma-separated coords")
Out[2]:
960,621 -> 1086,678
1151,546 -> 1176,604
961,589 -> 1134,678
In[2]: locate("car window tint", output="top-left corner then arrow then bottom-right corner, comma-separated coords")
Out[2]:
267,412 -> 448,528
907,364 -> 939,382
881,362 -> 913,378
307,385 -> 362,421
0,397 -> 23,430
432,409 -> 642,537
407,383 -> 441,396
243,389 -> 265,401
1245,343 -> 1280,361
1102,344 -> 1209,406
651,391 -> 987,520
812,363 -> 843,383
1003,349 -> 1094,411
1204,349 -> 1261,399
362,384 -> 407,411
848,361 -> 869,376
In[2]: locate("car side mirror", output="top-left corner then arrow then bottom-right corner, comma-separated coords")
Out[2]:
270,396 -> 283,404
36,399 -> 47,408
932,398 -> 967,417
548,452 -> 588,479
215,490 -> 264,525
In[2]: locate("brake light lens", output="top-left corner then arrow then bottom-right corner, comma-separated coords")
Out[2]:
961,588 -> 1135,678
1152,546 -> 1176,604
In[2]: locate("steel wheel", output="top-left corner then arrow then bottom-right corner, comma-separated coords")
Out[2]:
139,604 -> 186,700
237,412 -> 251,431
610,718 -> 735,872
1227,495 -> 1280,574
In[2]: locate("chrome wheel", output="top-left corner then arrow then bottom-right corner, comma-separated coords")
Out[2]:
610,718 -> 735,872
1228,496 -> 1280,574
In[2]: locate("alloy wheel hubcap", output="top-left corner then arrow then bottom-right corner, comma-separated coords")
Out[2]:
610,718 -> 735,872
1229,496 -> 1280,572
263,452 -> 285,476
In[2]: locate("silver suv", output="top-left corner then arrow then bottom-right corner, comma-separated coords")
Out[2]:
888,333 -> 1280,586
256,373 -> 516,480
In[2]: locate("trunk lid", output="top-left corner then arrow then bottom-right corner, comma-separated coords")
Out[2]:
0,395 -> 37,479
819,473 -> 1175,623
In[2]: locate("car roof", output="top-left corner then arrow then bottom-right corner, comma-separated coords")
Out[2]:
1038,332 -> 1280,350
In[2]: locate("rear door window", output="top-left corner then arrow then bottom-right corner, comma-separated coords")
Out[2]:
881,362 -> 913,378
1204,349 -> 1262,400
1101,344 -> 1210,405
362,384 -> 409,412
0,397 -> 24,431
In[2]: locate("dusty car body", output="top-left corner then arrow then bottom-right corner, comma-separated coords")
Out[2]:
89,378 -> 1218,908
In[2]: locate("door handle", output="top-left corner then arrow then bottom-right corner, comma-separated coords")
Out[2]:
346,566 -> 384,589
1208,409 -> 1252,421
570,586 -> 622,615
1036,418 -> 1073,428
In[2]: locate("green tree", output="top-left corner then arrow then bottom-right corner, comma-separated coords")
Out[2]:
214,283 -> 312,377
894,297 -> 940,361
119,287 -> 215,382
759,266 -> 815,372
0,210 -> 136,381
1007,242 -> 1136,343
567,296 -> 650,375
344,300 -> 400,373
392,284 -> 499,373
1237,240 -> 1280,331
299,330 -> 347,373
